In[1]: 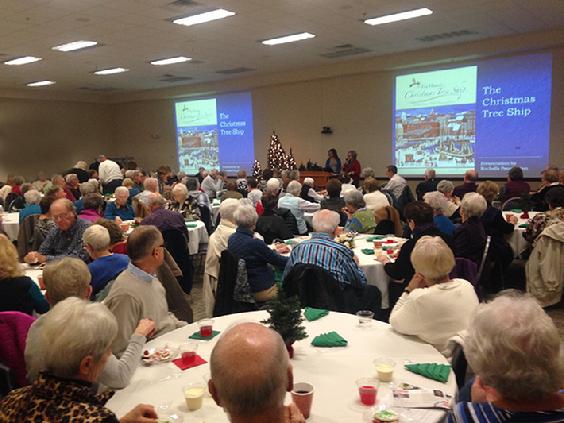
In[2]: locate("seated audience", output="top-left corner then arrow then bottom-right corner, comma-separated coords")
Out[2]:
256,193 -> 294,244
24,198 -> 90,264
18,189 -> 42,223
0,298 -> 156,421
531,166 -> 562,211
83,224 -> 129,299
437,179 -> 460,217
416,169 -> 438,200
52,174 -> 76,202
10,175 -> 24,196
0,234 -> 49,315
74,181 -> 96,213
321,178 -> 345,212
523,186 -> 564,245
453,193 -> 487,265
209,322 -> 305,423
78,193 -> 105,223
278,181 -> 320,235
221,180 -> 243,202
361,167 -> 376,180
453,170 -> 478,199
382,165 -> 407,200
122,177 -> 140,198
424,191 -> 455,237
168,182 -> 199,219
283,209 -> 367,288
500,166 -> 530,201
203,199 -> 239,315
389,236 -> 479,354
140,192 -> 188,238
235,169 -> 248,194
65,174 -> 81,200
201,169 -> 224,199
142,176 -> 159,194
96,218 -> 128,254
105,225 -> 186,354
363,177 -> 389,211
247,178 -> 263,207
228,204 -> 288,302
26,258 -> 153,390
32,172 -> 49,192
300,177 -> 324,202
34,195 -> 57,239
66,160 -> 90,183
266,177 -> 282,196
343,189 -> 376,234
104,186 -> 134,220
186,177 -> 211,209
448,293 -> 564,422
478,181 -> 516,238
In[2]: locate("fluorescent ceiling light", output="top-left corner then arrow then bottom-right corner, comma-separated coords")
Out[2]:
364,8 -> 433,26
52,40 -> 98,52
94,67 -> 128,75
173,9 -> 235,27
26,80 -> 56,87
262,32 -> 316,46
3,56 -> 42,66
150,56 -> 192,66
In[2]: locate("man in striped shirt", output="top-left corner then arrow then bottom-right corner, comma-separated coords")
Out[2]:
282,209 -> 367,288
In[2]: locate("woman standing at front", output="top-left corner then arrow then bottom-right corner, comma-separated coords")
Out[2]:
324,148 -> 342,174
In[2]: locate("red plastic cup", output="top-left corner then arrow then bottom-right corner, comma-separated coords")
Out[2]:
291,382 -> 314,419
180,342 -> 198,365
356,378 -> 379,406
199,319 -> 213,337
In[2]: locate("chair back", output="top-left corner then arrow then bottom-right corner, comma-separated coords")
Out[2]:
213,250 -> 256,316
283,264 -> 344,311
17,214 -> 42,260
161,229 -> 193,294
0,363 -> 14,399
450,257 -> 479,288
501,197 -> 523,211
451,342 -> 468,389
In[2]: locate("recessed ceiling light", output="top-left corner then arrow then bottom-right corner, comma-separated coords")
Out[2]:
364,8 -> 433,26
52,40 -> 98,52
3,56 -> 42,66
150,56 -> 192,66
172,9 -> 235,27
262,32 -> 316,46
26,80 -> 56,87
94,67 -> 128,75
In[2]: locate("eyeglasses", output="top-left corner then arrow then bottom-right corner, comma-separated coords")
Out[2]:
52,212 -> 73,222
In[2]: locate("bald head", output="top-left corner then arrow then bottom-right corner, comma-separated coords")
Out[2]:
209,323 -> 291,417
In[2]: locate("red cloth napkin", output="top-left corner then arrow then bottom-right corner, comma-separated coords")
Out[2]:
384,240 -> 396,243
172,354 -> 207,371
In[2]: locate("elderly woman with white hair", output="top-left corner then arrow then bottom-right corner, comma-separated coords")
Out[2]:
390,236 -> 479,354
83,224 -> 129,298
18,189 -> 42,223
1,298 -> 157,422
300,177 -> 324,203
167,181 -> 211,231
104,186 -> 134,221
228,204 -> 289,302
424,191 -> 455,237
278,180 -> 320,235
437,180 -> 459,217
448,293 -> 564,422
453,193 -> 487,264
343,189 -> 376,233
65,173 -> 81,201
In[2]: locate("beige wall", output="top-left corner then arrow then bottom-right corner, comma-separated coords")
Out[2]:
0,97 -> 112,180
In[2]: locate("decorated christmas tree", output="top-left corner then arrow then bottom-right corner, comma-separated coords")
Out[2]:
286,148 -> 297,170
267,131 -> 287,170
252,159 -> 262,180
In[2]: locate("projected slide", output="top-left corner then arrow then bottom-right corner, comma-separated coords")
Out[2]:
393,53 -> 552,177
174,92 -> 254,175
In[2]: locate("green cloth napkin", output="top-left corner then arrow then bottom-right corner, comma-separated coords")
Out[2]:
185,222 -> 198,228
511,208 -> 522,213
366,235 -> 385,241
361,248 -> 375,255
311,331 -> 348,347
304,307 -> 329,321
405,363 -> 451,383
518,223 -> 529,228
189,330 -> 220,340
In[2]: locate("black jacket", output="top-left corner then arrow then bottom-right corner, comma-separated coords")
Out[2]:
256,211 -> 294,244
453,216 -> 487,265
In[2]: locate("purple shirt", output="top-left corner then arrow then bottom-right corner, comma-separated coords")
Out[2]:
141,207 -> 188,237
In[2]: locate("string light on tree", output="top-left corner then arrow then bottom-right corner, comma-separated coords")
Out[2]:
267,131 -> 287,170
286,148 -> 297,170
252,159 -> 262,179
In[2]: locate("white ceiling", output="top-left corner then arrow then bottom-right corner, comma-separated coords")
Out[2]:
0,0 -> 563,93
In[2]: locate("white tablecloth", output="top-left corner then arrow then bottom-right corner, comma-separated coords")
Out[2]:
501,211 -> 538,258
106,310 -> 454,422
2,212 -> 19,240
186,220 -> 209,255
211,203 -> 220,223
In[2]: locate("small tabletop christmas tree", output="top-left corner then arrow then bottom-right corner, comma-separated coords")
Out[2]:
252,159 -> 262,180
262,291 -> 307,358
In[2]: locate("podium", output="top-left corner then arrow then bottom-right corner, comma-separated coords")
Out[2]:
299,171 -> 333,189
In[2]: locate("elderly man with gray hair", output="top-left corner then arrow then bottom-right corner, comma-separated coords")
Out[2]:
24,258 -> 155,391
105,225 -> 186,354
448,293 -> 564,422
83,224 -> 129,299
343,189 -> 376,234
209,322 -> 305,423
140,192 -> 188,237
18,189 -> 42,223
278,180 -> 320,235
104,186 -> 134,220
228,204 -> 288,302
283,209 -> 367,289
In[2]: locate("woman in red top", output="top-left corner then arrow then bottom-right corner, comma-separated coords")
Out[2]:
343,150 -> 361,187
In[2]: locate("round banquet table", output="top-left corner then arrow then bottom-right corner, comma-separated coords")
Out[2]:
1,212 -> 19,241
501,211 -> 538,258
106,310 -> 455,422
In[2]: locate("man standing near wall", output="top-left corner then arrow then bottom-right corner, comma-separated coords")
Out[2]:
98,154 -> 123,195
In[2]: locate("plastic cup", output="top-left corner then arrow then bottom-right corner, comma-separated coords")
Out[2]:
356,310 -> 374,326
183,383 -> 205,411
180,342 -> 198,365
199,319 -> 213,338
374,358 -> 396,382
356,378 -> 379,406
505,213 -> 514,222
291,382 -> 314,419
373,240 -> 383,249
